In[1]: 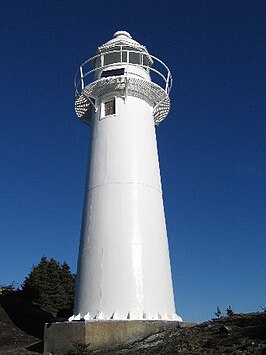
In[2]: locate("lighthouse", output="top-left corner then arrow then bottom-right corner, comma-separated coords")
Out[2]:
71,31 -> 182,322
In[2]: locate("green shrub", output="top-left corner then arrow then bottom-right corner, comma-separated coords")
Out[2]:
65,342 -> 92,354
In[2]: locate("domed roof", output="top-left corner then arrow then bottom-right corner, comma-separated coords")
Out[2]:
97,31 -> 150,55
101,31 -> 141,47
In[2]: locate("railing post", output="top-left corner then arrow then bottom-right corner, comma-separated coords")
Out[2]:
80,66 -> 84,90
165,72 -> 169,93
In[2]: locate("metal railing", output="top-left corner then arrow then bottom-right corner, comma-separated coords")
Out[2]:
74,49 -> 173,98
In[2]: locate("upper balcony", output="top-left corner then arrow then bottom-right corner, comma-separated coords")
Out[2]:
74,46 -> 173,125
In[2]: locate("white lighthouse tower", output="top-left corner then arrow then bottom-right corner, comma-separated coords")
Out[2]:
71,31 -> 182,322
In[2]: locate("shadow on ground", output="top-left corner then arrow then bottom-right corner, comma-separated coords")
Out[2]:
26,341 -> 44,353
0,293 -> 53,339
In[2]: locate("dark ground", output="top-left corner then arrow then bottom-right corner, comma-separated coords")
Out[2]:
0,293 -> 52,354
0,293 -> 266,354
103,313 -> 266,355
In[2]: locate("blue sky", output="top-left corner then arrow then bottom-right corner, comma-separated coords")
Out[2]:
1,0 -> 266,322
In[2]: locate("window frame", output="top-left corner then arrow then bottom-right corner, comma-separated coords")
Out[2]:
101,97 -> 117,119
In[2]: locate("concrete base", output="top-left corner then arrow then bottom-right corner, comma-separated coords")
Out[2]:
44,320 -> 188,354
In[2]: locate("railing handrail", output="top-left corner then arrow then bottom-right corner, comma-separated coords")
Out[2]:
74,49 -> 173,98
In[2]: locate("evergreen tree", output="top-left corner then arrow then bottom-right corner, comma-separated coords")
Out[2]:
215,306 -> 222,318
22,256 -> 48,301
60,261 -> 76,309
21,256 -> 75,315
226,306 -> 234,317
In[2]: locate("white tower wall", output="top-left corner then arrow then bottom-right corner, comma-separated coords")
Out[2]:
72,31 -> 182,322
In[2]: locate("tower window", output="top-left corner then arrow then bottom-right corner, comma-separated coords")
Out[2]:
101,68 -> 125,78
104,99 -> 115,116
129,52 -> 141,64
